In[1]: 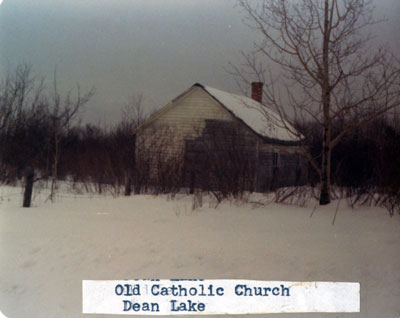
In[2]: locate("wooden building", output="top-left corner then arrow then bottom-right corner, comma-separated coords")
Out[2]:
134,83 -> 307,192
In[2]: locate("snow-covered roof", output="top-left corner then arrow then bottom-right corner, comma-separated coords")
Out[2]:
198,84 -> 301,142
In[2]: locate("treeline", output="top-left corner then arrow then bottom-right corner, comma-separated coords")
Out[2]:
298,118 -> 400,190
2,102 -> 398,196
0,65 -> 137,196
1,122 -> 136,191
1,65 -> 399,211
298,117 -> 400,213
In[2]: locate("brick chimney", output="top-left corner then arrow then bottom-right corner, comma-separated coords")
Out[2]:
251,82 -> 263,103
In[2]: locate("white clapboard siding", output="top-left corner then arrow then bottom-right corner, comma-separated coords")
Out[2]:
137,86 -> 247,155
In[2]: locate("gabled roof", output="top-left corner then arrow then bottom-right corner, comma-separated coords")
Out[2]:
136,83 -> 302,144
195,83 -> 301,143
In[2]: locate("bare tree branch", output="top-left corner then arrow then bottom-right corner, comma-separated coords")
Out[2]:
233,0 -> 400,205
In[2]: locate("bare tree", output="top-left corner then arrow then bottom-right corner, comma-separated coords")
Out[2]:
47,69 -> 95,201
0,64 -> 44,141
0,64 -> 47,188
234,0 -> 400,204
134,124 -> 185,195
122,93 -> 147,130
120,93 -> 148,195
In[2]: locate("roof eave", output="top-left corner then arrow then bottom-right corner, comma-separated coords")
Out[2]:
199,84 -> 303,146
261,136 -> 305,146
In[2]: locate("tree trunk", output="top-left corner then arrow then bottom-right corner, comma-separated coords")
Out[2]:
124,176 -> 132,196
320,129 -> 331,205
23,168 -> 34,208
319,0 -> 332,205
50,133 -> 59,202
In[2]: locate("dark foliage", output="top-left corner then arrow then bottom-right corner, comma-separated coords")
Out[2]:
297,117 -> 400,213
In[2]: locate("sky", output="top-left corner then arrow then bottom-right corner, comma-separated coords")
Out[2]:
0,0 -> 399,124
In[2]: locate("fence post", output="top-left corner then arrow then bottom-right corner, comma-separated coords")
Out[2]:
23,167 -> 34,208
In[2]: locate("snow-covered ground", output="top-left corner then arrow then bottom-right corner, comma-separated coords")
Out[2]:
0,185 -> 399,318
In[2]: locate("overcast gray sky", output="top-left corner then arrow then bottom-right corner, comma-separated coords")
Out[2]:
1,0 -> 399,124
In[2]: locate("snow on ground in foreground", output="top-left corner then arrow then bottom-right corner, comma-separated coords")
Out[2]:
0,186 -> 399,318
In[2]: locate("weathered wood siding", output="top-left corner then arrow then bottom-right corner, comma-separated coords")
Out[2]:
135,86 -> 245,185
184,120 -> 308,192
138,87 -> 239,149
135,86 -> 308,190
255,146 -> 308,191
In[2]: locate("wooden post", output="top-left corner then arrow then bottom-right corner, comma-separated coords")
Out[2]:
124,176 -> 132,196
23,168 -> 34,208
